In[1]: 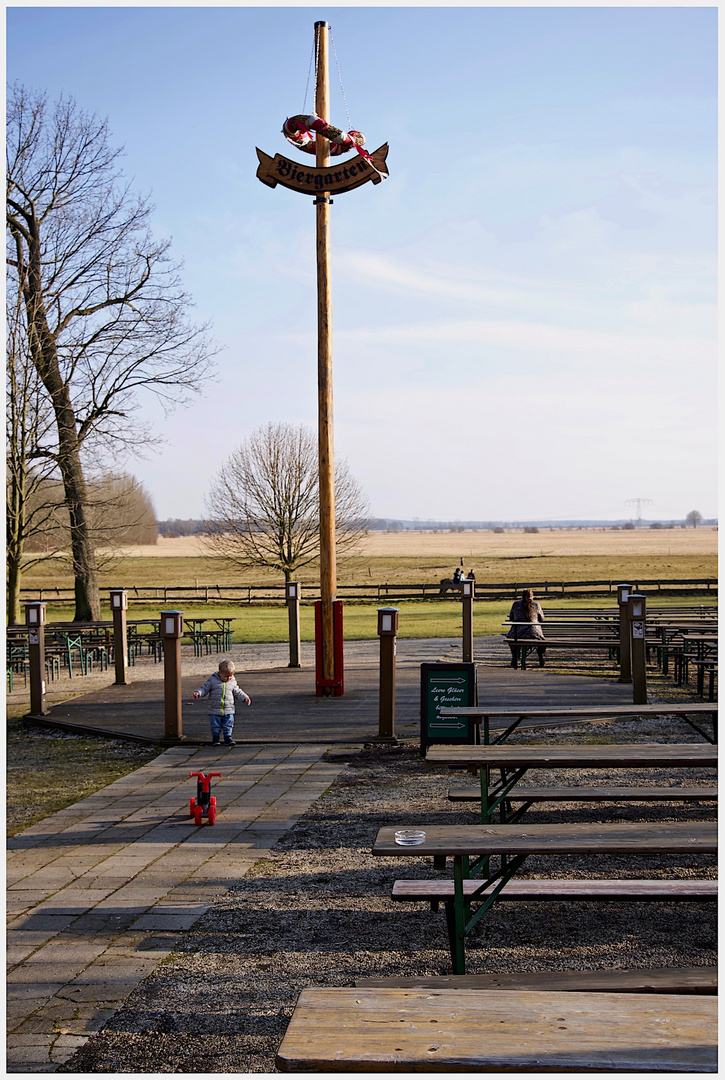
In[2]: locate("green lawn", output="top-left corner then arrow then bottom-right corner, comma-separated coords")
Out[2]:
32,593 -> 715,644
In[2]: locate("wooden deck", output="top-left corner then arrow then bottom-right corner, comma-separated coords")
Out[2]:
33,638 -> 639,745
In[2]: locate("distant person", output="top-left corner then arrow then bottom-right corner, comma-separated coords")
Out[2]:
452,567 -> 463,584
467,568 -> 476,580
193,658 -> 251,746
506,588 -> 546,669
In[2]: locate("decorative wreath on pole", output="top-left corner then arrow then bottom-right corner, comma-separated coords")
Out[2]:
282,113 -> 372,161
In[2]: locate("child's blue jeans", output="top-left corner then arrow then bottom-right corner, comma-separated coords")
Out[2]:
210,714 -> 234,742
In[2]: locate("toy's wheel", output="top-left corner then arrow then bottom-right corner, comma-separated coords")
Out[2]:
194,806 -> 203,826
208,804 -> 217,825
189,798 -> 196,817
210,796 -> 217,809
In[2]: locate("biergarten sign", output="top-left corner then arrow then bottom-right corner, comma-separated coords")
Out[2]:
255,144 -> 389,197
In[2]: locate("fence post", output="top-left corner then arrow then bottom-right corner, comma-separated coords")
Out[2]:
461,577 -> 474,663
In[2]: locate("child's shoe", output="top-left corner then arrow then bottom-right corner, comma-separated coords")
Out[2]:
224,738 -> 235,746
211,738 -> 220,746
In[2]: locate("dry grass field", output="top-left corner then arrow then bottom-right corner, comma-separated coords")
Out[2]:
360,527 -> 717,559
22,527 -> 717,595
111,527 -> 718,561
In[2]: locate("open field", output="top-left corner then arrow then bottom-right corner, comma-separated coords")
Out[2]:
101,527 -> 718,559
20,526 -> 718,593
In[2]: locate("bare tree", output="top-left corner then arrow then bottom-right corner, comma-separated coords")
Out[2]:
685,510 -> 703,528
6,84 -> 215,620
204,423 -> 370,581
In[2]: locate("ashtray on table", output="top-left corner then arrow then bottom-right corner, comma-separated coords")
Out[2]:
394,830 -> 426,846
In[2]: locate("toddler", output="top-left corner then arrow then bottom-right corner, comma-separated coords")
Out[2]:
194,659 -> 251,746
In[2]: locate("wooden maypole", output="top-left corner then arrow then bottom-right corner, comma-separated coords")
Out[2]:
314,20 -> 337,694
256,21 -> 389,697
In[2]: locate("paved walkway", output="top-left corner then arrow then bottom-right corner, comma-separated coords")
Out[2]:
7,637 -> 634,1071
7,742 -> 344,1072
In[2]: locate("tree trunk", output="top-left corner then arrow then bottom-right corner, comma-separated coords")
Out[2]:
6,554 -> 22,626
20,223 -> 101,622
6,449 -> 24,626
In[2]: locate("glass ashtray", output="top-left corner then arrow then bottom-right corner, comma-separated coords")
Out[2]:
394,830 -> 426,846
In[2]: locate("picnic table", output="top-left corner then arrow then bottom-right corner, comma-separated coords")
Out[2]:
7,622 -> 115,678
275,986 -> 717,1072
438,702 -> 718,744
184,617 -> 234,656
680,634 -> 718,699
426,742 -> 717,823
373,818 -> 717,974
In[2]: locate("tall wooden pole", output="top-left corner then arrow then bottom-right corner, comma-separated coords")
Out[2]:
315,20 -> 337,692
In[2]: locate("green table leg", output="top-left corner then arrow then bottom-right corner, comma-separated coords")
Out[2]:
452,856 -> 467,975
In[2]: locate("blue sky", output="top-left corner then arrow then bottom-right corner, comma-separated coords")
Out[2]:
6,5 -> 718,522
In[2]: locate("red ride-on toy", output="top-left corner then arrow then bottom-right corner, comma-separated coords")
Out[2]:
189,771 -> 221,825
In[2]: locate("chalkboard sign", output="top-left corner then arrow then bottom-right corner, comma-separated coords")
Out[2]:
420,662 -> 477,755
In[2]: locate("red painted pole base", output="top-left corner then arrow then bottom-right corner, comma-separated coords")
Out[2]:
314,600 -> 344,697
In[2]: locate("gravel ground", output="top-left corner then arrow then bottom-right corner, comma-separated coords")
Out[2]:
63,710 -> 716,1074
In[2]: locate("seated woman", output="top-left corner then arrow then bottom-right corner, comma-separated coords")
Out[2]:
506,588 -> 546,668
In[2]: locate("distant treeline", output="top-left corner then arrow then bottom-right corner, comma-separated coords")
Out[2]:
158,519 -> 208,537
158,517 -> 717,537
25,474 -> 158,551
356,518 -> 718,531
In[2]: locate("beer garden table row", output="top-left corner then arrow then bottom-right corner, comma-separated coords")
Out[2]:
6,616 -> 234,685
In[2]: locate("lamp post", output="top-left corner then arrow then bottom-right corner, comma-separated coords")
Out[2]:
110,589 -> 129,685
628,593 -> 648,705
26,601 -> 46,716
377,607 -> 399,741
617,584 -> 632,683
161,610 -> 185,743
461,577 -> 475,663
287,582 -> 302,669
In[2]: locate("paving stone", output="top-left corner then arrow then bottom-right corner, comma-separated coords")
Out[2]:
7,1065 -> 59,1074
129,911 -> 208,930
28,889 -> 118,915
6,978 -> 67,1002
22,938 -> 114,966
56,979 -> 142,1004
8,913 -> 85,934
51,1034 -> 89,1053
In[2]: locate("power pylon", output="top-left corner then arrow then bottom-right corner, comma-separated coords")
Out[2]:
626,497 -> 653,526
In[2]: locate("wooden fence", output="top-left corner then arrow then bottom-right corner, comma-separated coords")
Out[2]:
19,578 -> 718,606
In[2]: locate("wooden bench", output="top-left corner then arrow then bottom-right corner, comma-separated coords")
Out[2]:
391,877 -> 717,923
355,965 -> 718,995
504,637 -> 620,669
448,784 -> 718,821
390,879 -> 716,948
275,987 -> 717,1072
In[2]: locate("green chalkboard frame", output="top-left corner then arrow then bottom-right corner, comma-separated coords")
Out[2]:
420,662 -> 478,755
